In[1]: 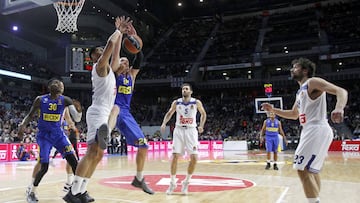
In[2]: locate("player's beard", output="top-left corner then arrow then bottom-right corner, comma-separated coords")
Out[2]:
291,72 -> 304,82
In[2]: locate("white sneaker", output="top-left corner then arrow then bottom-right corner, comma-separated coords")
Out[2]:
166,182 -> 177,195
181,181 -> 189,195
25,185 -> 31,196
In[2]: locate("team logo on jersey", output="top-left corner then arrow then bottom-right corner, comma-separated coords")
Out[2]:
99,175 -> 255,192
58,98 -> 62,105
123,77 -> 129,85
43,98 -> 48,103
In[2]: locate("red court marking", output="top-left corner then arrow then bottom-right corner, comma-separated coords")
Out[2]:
99,174 -> 255,192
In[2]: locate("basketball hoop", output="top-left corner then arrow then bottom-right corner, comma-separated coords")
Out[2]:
53,0 -> 85,33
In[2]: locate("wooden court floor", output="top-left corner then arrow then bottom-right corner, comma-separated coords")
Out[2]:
0,150 -> 359,203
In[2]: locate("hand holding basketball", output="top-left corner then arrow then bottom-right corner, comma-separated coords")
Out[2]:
122,34 -> 143,54
115,16 -> 131,33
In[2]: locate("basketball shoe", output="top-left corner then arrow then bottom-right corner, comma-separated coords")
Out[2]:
131,176 -> 154,195
96,123 -> 109,150
166,182 -> 177,195
181,181 -> 189,195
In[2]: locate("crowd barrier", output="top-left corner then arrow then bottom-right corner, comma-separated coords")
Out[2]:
1,140 -> 358,162
0,140 -> 224,162
328,140 -> 360,151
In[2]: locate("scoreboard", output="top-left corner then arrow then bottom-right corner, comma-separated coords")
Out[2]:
66,44 -> 94,72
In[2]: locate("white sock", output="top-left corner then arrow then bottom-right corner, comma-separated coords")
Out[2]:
31,186 -> 37,193
184,174 -> 192,183
80,178 -> 89,194
267,160 -> 270,163
170,175 -> 176,184
136,171 -> 143,181
71,176 -> 84,195
66,174 -> 74,185
29,177 -> 35,186
308,197 -> 320,203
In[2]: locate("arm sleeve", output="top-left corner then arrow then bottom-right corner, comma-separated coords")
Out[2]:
132,51 -> 144,69
68,105 -> 82,122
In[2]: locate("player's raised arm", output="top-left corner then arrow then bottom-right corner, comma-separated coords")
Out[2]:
111,16 -> 131,73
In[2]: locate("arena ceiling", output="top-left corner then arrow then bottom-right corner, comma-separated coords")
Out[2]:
0,0 -> 314,52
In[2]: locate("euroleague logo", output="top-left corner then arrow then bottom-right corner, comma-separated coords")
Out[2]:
99,175 -> 255,192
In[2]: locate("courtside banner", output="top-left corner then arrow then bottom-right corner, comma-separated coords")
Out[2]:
159,141 -> 167,150
148,141 -> 155,151
198,141 -> 211,150
0,144 -> 8,161
329,141 -> 360,151
0,141 -> 223,161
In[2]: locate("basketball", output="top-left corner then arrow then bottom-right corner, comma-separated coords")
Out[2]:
122,35 -> 143,54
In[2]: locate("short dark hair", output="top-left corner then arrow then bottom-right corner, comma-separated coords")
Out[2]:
181,83 -> 192,91
291,57 -> 316,77
89,47 -> 97,60
47,77 -> 62,86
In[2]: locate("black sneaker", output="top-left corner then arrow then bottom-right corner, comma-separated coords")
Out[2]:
265,162 -> 271,170
26,192 -> 38,203
96,124 -> 109,150
84,191 -> 95,202
63,191 -> 82,203
274,163 -> 279,170
131,176 -> 155,195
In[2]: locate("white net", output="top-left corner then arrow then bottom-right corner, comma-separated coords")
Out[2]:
53,0 -> 85,33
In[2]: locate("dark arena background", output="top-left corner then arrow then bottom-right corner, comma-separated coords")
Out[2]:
0,0 -> 359,203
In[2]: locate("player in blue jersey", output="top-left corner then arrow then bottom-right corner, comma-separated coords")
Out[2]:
260,111 -> 286,170
107,22 -> 154,195
18,78 -> 82,203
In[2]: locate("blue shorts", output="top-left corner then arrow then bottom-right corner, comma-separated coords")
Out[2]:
20,152 -> 30,161
117,108 -> 148,148
265,135 -> 279,152
37,128 -> 74,163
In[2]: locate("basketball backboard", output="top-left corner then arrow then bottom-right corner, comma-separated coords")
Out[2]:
255,97 -> 283,114
0,0 -> 59,15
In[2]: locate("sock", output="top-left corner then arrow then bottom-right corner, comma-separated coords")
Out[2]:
29,177 -> 35,186
274,161 -> 277,164
170,175 -> 176,184
136,171 -> 143,181
267,160 -> 270,163
307,197 -> 320,203
66,173 -> 74,185
80,178 -> 89,194
31,186 -> 37,193
71,176 -> 84,195
184,174 -> 192,183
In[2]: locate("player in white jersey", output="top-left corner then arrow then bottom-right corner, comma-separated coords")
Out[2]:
161,83 -> 207,195
64,16 -> 131,203
261,57 -> 348,203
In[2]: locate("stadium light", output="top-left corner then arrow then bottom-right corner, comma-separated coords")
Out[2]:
0,69 -> 31,80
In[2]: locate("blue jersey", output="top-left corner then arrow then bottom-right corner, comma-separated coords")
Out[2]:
265,118 -> 280,137
115,74 -> 133,110
38,94 -> 65,131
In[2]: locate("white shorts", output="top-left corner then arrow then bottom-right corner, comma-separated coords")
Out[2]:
172,126 -> 198,155
293,124 -> 333,173
86,105 -> 111,144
